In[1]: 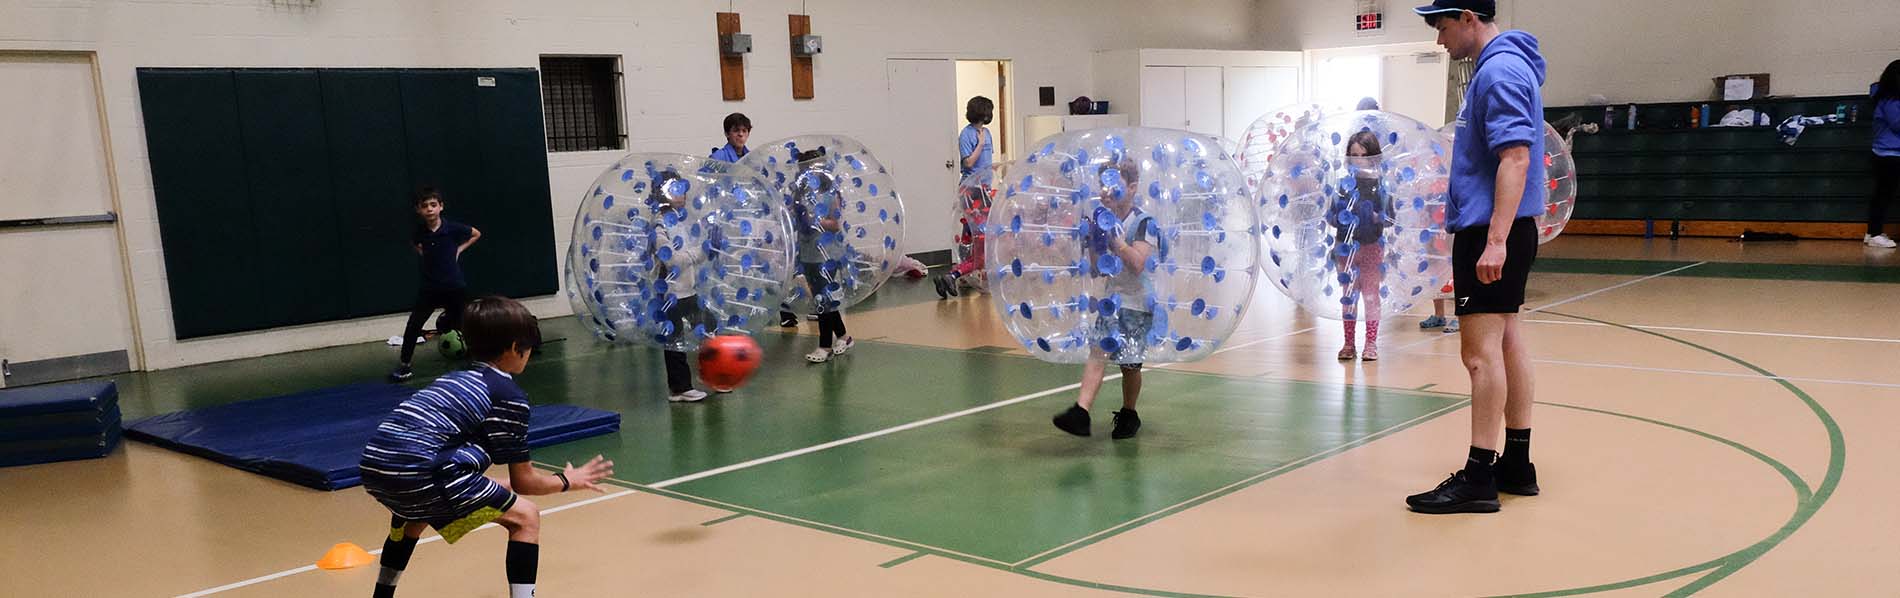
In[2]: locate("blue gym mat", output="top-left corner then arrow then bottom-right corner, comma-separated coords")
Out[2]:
124,383 -> 620,490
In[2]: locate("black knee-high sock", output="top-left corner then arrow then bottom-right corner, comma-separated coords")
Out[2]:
506,541 -> 538,598
374,521 -> 419,598
1500,428 -> 1532,466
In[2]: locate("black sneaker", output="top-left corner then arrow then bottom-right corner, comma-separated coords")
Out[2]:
387,365 -> 414,383
932,274 -> 951,299
942,274 -> 961,297
1405,471 -> 1500,514
1110,409 -> 1141,439
1496,461 -> 1540,496
779,312 -> 799,327
1052,404 -> 1091,437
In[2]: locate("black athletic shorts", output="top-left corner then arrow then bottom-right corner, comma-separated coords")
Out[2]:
1451,217 -> 1538,316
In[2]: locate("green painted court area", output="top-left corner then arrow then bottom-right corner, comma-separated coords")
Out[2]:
102,311 -> 1459,567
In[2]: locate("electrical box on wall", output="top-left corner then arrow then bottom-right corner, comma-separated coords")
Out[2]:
791,34 -> 823,56
720,33 -> 753,56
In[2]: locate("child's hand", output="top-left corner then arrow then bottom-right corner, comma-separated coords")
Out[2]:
563,456 -> 615,493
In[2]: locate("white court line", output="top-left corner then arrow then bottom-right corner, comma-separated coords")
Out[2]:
178,490 -> 638,597
649,325 -> 1317,489
1524,318 -> 1900,345
1413,352 -> 1900,390
1386,261 -> 1709,355
1010,400 -> 1470,567
182,325 -> 1317,596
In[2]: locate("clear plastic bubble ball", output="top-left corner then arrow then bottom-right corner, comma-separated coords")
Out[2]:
951,169 -> 998,291
739,135 -> 905,314
565,153 -> 795,350
1257,111 -> 1452,322
986,127 -> 1258,365
1438,121 -> 1577,244
1236,104 -> 1328,195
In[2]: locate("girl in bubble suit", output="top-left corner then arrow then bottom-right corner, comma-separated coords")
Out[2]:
1330,130 -> 1393,361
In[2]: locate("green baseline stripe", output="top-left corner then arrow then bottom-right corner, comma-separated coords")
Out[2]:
1508,311 -> 1846,598
701,513 -> 746,526
1540,257 -> 1900,284
876,551 -> 928,569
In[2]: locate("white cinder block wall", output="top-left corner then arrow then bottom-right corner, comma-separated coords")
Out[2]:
1255,0 -> 1900,106
0,0 -> 1259,370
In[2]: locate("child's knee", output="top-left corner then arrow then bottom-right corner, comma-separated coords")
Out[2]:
498,498 -> 541,532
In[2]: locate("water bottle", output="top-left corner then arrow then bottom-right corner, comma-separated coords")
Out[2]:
1604,106 -> 1614,128
1700,104 -> 1711,128
1627,104 -> 1637,130
1690,106 -> 1701,128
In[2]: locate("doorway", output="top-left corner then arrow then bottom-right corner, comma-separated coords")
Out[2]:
954,60 -> 1012,163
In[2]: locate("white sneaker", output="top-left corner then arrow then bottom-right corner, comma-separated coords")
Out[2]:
386,335 -> 425,346
1866,234 -> 1896,249
1443,319 -> 1461,333
830,336 -> 855,356
668,389 -> 708,403
804,347 -> 832,363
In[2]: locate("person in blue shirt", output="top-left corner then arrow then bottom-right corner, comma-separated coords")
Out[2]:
1407,0 -> 1546,515
361,296 -> 613,598
391,188 -> 480,382
710,112 -> 751,163
937,97 -> 998,298
1865,61 -> 1900,248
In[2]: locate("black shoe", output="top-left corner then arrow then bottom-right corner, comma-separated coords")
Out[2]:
780,312 -> 799,327
388,365 -> 414,383
943,274 -> 961,297
933,274 -> 951,299
1110,409 -> 1141,439
1405,471 -> 1500,514
1496,461 -> 1540,496
1052,404 -> 1091,437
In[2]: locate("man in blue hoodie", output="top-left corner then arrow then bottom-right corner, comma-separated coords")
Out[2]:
1407,0 -> 1547,515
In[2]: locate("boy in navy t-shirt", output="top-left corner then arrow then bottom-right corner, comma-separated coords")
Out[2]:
391,188 -> 481,382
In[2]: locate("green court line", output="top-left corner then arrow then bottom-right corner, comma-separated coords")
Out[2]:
876,551 -> 928,569
1414,383 -> 1438,391
1491,311 -> 1845,598
1539,257 -> 1900,284
700,513 -> 746,526
1010,398 -> 1472,569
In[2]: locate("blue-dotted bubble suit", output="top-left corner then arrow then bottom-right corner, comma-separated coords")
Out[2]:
1438,121 -> 1576,244
739,135 -> 905,314
1256,111 -> 1452,322
564,153 -> 796,351
986,127 -> 1259,365
952,168 -> 998,291
1235,104 -> 1328,196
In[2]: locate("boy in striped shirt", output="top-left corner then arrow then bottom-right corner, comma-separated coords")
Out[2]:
360,296 -> 613,597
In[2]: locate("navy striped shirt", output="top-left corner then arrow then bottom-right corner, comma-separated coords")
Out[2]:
361,365 -> 531,480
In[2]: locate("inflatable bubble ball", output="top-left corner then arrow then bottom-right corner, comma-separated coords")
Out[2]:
1437,121 -> 1577,244
565,153 -> 795,350
949,168 -> 999,292
1257,111 -> 1453,322
738,135 -> 906,314
986,127 -> 1258,365
1236,104 -> 1329,194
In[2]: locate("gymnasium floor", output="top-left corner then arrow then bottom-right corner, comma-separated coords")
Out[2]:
5,235 -> 1897,597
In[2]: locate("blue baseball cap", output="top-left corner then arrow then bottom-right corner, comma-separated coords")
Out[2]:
1414,0 -> 1494,18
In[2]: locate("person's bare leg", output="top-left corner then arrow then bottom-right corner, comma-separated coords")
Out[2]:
1501,315 -> 1533,428
1076,353 -> 1109,411
1119,367 -> 1142,411
496,498 -> 541,598
1461,313 -> 1509,452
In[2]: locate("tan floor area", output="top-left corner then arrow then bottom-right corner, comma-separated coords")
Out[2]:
5,236 -> 1895,597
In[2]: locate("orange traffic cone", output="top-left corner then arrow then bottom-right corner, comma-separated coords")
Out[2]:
316,542 -> 376,570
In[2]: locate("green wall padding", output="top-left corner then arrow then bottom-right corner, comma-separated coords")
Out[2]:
137,67 -> 558,339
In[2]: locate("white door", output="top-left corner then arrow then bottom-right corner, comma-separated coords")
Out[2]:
1222,66 -> 1300,143
884,58 -> 961,257
0,52 -> 135,386
1139,66 -> 1185,129
1183,66 -> 1224,138
1382,52 -> 1451,127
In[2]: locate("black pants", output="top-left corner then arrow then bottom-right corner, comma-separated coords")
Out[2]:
400,287 -> 467,364
661,296 -> 703,394
1869,155 -> 1900,235
802,262 -> 848,348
